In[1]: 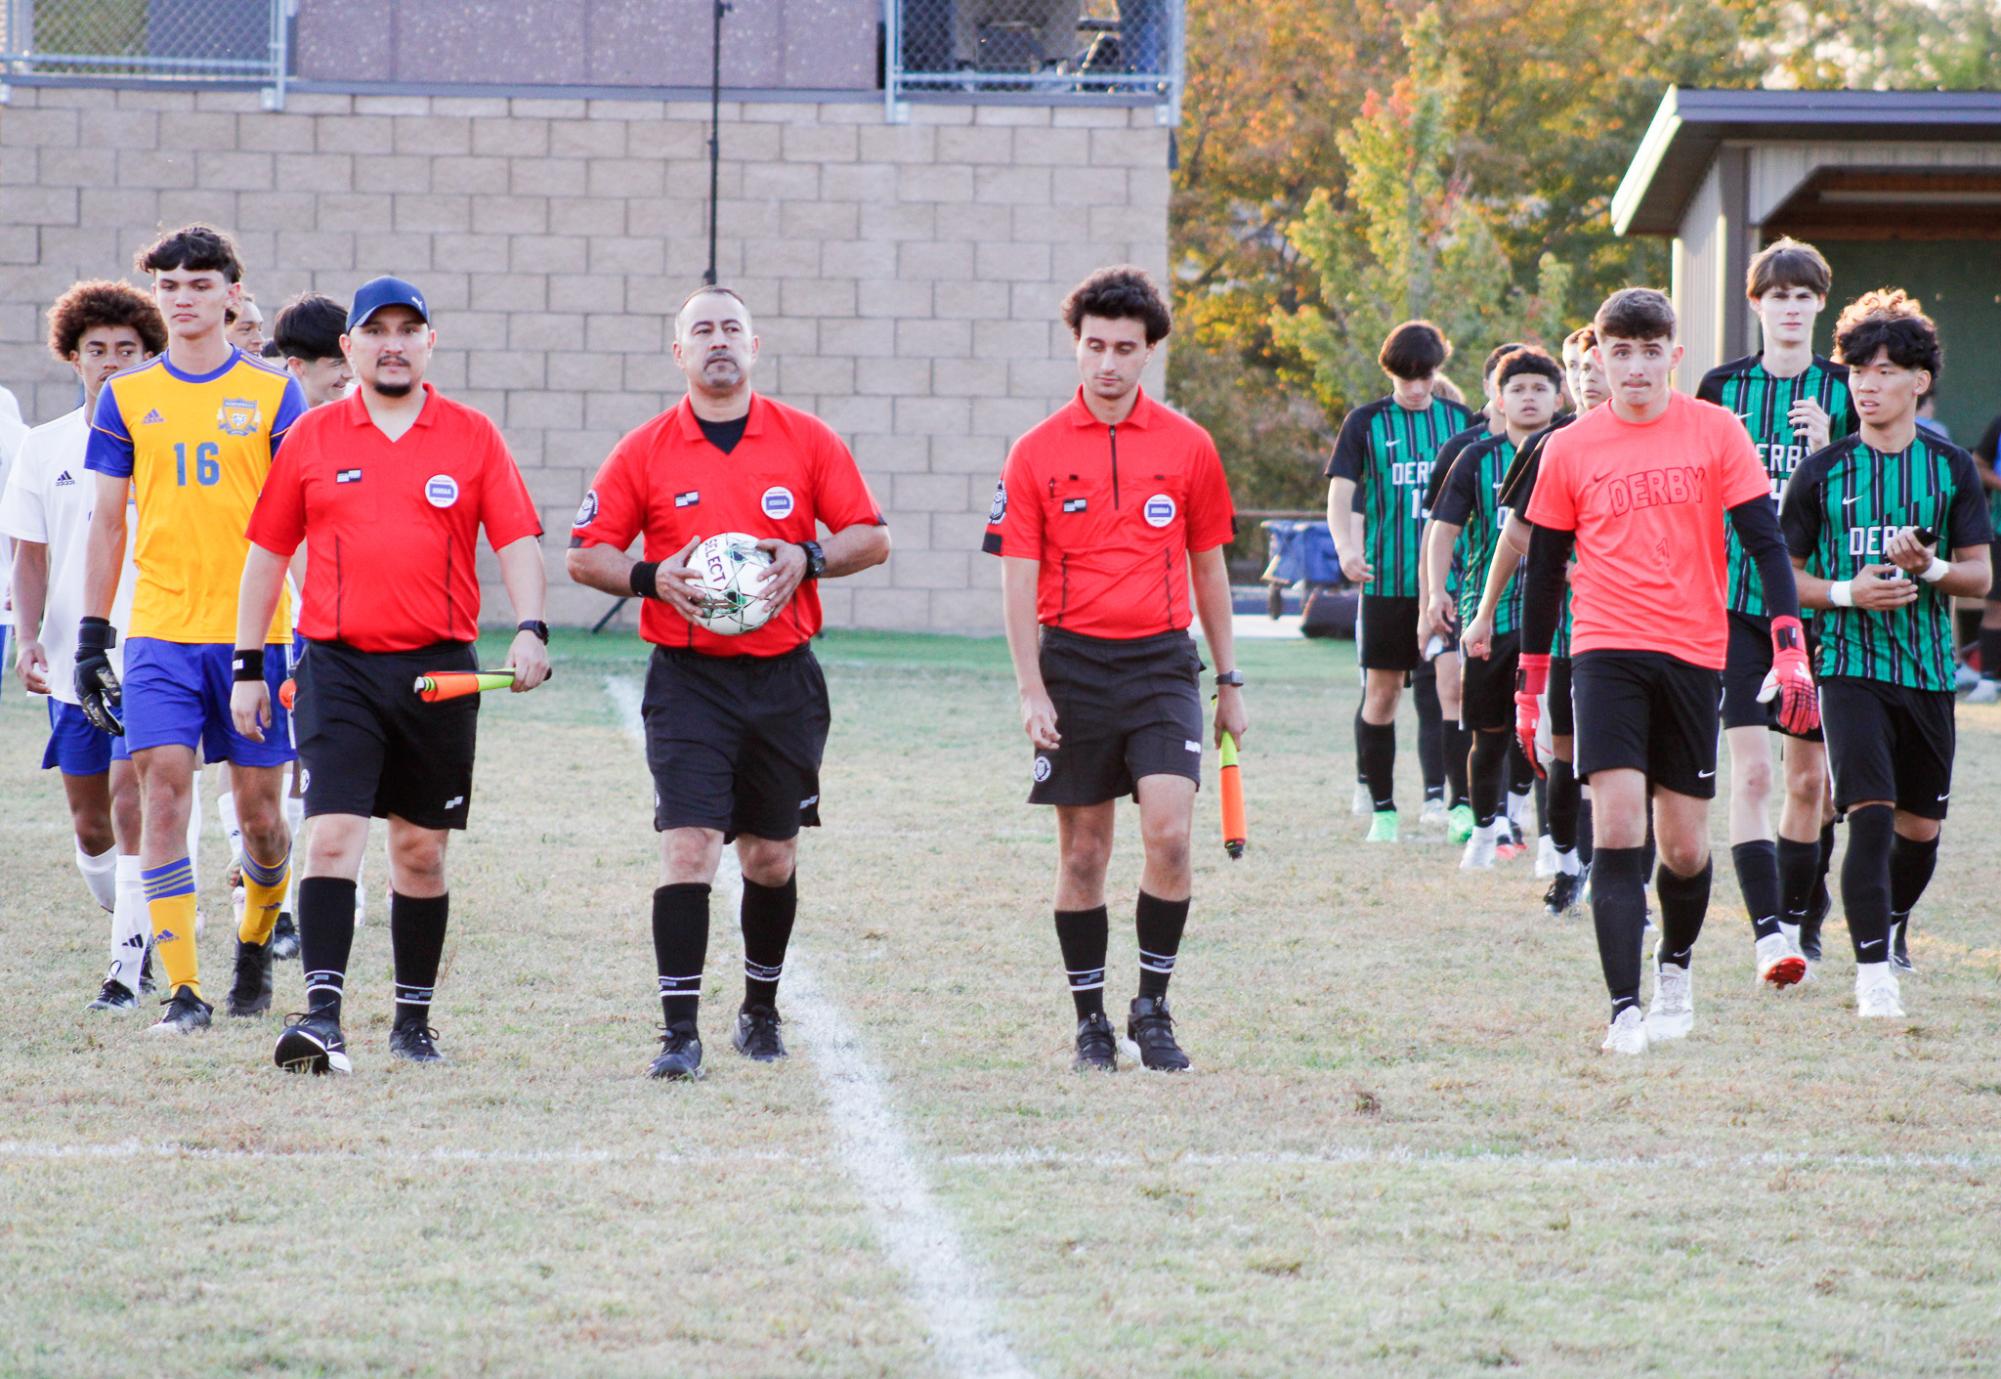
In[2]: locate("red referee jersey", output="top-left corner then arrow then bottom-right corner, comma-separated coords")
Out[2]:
569,393 -> 884,657
982,386 -> 1235,638
245,384 -> 544,652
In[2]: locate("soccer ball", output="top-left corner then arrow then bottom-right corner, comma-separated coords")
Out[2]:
689,532 -> 777,635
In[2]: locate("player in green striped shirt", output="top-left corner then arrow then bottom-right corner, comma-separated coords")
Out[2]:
1968,412 -> 2001,702
1780,291 -> 1993,1018
1697,238 -> 1858,988
1325,320 -> 1476,842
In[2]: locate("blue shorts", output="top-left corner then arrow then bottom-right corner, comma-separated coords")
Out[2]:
43,698 -> 114,776
121,638 -> 297,767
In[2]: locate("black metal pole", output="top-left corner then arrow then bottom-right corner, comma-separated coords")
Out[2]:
705,1 -> 730,285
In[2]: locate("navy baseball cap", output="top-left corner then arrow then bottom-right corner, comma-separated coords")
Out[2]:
347,276 -> 431,330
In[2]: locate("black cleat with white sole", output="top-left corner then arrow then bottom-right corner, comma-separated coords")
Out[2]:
1127,996 -> 1191,1072
1890,917 -> 1914,974
275,1010 -> 351,1074
1543,869 -> 1584,918
87,978 -> 138,1012
150,985 -> 213,1034
649,1021 -> 703,1080
1073,1011 -> 1116,1071
732,1004 -> 787,1061
226,937 -> 274,1017
389,1021 -> 443,1063
270,912 -> 300,961
139,944 -> 156,995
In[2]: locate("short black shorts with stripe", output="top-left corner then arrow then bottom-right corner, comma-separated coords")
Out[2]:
1030,627 -> 1203,806
1460,632 -> 1519,733
1570,649 -> 1721,799
293,638 -> 479,830
642,644 -> 829,841
1721,611 -> 1825,741
1819,677 -> 1955,820
1357,593 -> 1421,672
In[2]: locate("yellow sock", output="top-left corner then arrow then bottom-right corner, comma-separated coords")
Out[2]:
141,859 -> 201,998
240,849 -> 290,945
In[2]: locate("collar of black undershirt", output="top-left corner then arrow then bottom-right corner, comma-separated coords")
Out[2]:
697,413 -> 749,455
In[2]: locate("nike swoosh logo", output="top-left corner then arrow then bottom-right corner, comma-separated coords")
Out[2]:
1937,792 -> 1950,801
1843,495 -> 1861,506
1860,940 -> 1884,952
1697,769 -> 1716,779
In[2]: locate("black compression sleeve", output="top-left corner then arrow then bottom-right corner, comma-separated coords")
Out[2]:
1727,497 -> 1800,620
1519,523 -> 1575,657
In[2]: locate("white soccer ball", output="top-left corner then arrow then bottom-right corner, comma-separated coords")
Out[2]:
689,531 -> 778,635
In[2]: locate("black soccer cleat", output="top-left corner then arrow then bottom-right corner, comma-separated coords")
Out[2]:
1890,918 -> 1914,974
139,944 -> 157,995
270,912 -> 300,962
275,1010 -> 351,1074
1073,1011 -> 1117,1072
389,1020 -> 444,1063
649,1021 -> 704,1080
1127,996 -> 1191,1072
1543,870 -> 1584,918
226,937 -> 274,1017
149,985 -> 213,1035
86,978 -> 138,1012
732,1004 -> 787,1061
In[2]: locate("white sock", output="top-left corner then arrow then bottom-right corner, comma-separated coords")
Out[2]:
187,770 -> 204,888
1556,845 -> 1580,877
216,785 -> 240,869
1856,960 -> 1891,989
109,854 -> 148,993
76,842 -> 118,912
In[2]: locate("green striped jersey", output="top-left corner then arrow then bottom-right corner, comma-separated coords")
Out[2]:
1697,354 -> 1856,619
1780,432 -> 1993,691
1498,416 -> 1576,655
1326,394 -> 1477,599
1434,433 -> 1521,636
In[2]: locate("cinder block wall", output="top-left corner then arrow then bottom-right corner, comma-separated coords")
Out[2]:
0,87 -> 1171,633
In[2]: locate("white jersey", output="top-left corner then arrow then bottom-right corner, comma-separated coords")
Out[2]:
0,389 -> 27,630
0,407 -> 140,703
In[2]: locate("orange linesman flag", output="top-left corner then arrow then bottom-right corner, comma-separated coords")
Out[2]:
1219,731 -> 1246,859
414,670 -> 516,702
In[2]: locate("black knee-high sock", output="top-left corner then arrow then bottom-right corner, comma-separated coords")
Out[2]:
1577,792 -> 1594,864
1656,858 -> 1714,968
1469,730 -> 1507,827
1546,760 -> 1579,852
1841,807 -> 1894,964
1730,840 -> 1782,941
1982,628 -> 2001,682
1353,703 -> 1368,788
1888,831 -> 1940,942
390,891 -> 449,1027
297,876 -> 357,1017
740,873 -> 798,1010
1412,668 -> 1444,800
1778,835 -> 1820,925
1533,775 -> 1549,838
1812,820 -> 1836,915
1590,846 -> 1649,1018
1055,905 -> 1109,1020
1135,891 -> 1191,1002
653,882 -> 711,1027
1358,719 -> 1397,813
1444,722 -> 1471,810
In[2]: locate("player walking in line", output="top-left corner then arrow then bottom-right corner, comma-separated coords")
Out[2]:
1515,288 -> 1818,1055
234,276 -> 550,1074
79,225 -> 306,1034
0,281 -> 166,1008
1695,239 -> 1856,988
569,285 -> 889,1082
1966,413 -> 2001,703
1780,292 -> 1992,1017
983,266 -> 1243,1073
1423,347 -> 1562,870
1326,321 -> 1476,843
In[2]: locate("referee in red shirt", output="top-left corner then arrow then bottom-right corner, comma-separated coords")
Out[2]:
567,285 -> 889,1082
982,266 -> 1246,1073
231,277 -> 551,1074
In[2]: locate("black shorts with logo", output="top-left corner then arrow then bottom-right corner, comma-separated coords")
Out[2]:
1357,594 -> 1422,672
293,638 -> 480,830
1570,649 -> 1721,798
1548,655 -> 1574,738
1818,677 -> 1955,820
1460,632 -> 1520,733
1031,627 -> 1204,806
1721,611 -> 1826,742
642,644 -> 829,841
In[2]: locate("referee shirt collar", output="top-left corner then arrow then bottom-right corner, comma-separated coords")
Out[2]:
672,391 -> 767,444
1067,384 -> 1156,430
342,381 -> 440,428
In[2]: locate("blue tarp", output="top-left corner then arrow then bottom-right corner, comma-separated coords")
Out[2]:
1259,519 -> 1345,586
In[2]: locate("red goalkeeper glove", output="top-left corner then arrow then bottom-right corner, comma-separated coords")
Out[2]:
1758,614 -> 1819,735
1515,653 -> 1550,776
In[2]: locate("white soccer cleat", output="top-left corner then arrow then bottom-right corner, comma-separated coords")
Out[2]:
1857,971 -> 1905,1019
1419,797 -> 1448,829
1645,962 -> 1695,1040
1967,679 -> 2001,705
1755,932 -> 1807,989
1534,834 -> 1559,877
1954,661 -> 1981,692
1602,1007 -> 1649,1056
1459,823 -> 1499,870
1351,783 -> 1372,816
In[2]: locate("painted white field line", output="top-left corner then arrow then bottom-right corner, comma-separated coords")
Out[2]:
605,676 -> 1034,1379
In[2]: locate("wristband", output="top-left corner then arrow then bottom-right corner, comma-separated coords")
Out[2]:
1829,580 -> 1854,608
630,561 -> 660,599
232,649 -> 265,683
1918,554 -> 1951,584
77,616 -> 116,652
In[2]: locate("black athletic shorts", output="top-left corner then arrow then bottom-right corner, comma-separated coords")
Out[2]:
292,638 -> 479,830
1570,649 -> 1721,798
1032,626 -> 1203,806
642,644 -> 829,841
1990,539 -> 2001,602
1460,632 -> 1519,733
1548,656 -> 1574,738
1357,594 -> 1422,672
1819,677 -> 1955,820
1721,611 -> 1825,742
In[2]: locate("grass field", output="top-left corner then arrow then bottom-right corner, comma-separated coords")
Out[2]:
3,626 -> 1999,1377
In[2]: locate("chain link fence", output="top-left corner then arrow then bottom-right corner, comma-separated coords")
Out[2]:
1,0 -> 289,103
887,0 -> 1182,118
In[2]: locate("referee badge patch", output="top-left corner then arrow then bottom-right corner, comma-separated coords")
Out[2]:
988,480 -> 1007,524
1143,494 -> 1177,528
1033,754 -> 1052,783
336,468 -> 362,484
574,489 -> 599,527
761,485 -> 795,519
675,490 -> 701,508
1063,497 -> 1088,513
424,474 -> 460,509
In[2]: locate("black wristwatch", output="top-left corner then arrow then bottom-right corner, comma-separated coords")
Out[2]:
517,620 -> 550,644
796,540 -> 827,580
1215,670 -> 1245,688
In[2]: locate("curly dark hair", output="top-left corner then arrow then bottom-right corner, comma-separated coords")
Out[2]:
1833,288 -> 1941,383
1594,288 -> 1676,343
1377,320 -> 1451,381
134,223 -> 243,282
1493,345 -> 1564,391
47,279 -> 167,361
1061,266 -> 1171,345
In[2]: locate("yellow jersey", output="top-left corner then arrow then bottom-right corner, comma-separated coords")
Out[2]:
86,349 -> 303,644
